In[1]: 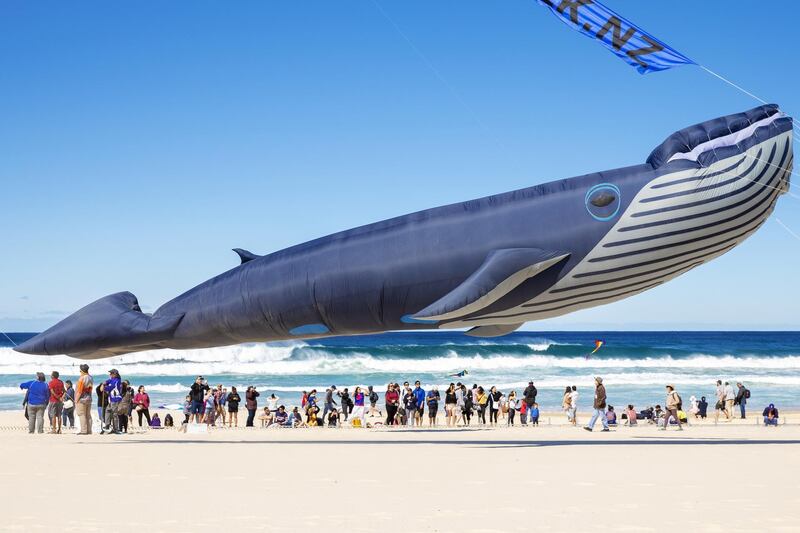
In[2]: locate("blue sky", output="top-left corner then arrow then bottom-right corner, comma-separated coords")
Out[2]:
2,0 -> 799,331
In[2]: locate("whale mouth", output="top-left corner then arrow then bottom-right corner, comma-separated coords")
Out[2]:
667,111 -> 788,164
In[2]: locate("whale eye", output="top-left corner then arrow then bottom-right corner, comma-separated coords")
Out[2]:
585,184 -> 621,221
590,192 -> 616,208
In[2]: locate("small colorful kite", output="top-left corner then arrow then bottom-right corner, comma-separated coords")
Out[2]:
585,340 -> 605,359
448,369 -> 469,378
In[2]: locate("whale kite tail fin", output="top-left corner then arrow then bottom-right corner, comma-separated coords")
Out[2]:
13,292 -> 183,359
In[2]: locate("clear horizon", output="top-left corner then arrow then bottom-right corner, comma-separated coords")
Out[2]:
3,1 -> 799,331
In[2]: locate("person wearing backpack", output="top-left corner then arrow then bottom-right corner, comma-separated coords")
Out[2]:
101,369 -> 123,434
523,381 -> 537,425
735,382 -> 749,419
662,384 -> 683,431
367,385 -> 381,418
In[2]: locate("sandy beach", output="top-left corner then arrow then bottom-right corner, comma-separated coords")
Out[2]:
2,409 -> 799,532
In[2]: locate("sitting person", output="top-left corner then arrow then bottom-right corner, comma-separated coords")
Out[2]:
697,396 -> 709,419
605,405 -> 617,426
638,406 -> 654,421
274,405 -> 289,427
763,404 -> 779,426
258,407 -> 274,428
328,408 -> 340,427
625,405 -> 637,426
150,413 -> 162,428
163,413 -> 174,427
306,405 -> 319,427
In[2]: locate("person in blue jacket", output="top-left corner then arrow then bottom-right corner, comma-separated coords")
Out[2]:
20,372 -> 49,434
101,369 -> 123,434
413,381 -> 426,427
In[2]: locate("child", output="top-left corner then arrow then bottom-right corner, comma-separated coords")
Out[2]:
529,403 -> 540,426
519,400 -> 528,426
150,413 -> 162,428
164,413 -> 174,427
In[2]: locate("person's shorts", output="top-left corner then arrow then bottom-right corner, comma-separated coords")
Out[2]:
417,407 -> 424,416
428,406 -> 438,418
228,405 -> 238,413
191,400 -> 204,414
48,401 -> 63,418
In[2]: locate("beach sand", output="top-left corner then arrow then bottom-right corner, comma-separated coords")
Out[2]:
1,409 -> 799,532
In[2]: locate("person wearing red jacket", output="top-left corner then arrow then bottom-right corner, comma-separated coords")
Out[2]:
384,383 -> 400,426
134,385 -> 152,426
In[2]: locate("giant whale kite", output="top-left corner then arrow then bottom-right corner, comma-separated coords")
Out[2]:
16,105 -> 793,359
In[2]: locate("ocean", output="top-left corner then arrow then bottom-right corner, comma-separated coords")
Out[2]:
1,331 -> 798,413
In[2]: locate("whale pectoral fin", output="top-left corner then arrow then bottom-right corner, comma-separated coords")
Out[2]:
13,292 -> 184,358
233,248 -> 261,264
465,323 -> 524,338
412,248 -> 570,321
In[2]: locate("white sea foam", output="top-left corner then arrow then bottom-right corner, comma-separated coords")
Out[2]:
3,345 -> 800,377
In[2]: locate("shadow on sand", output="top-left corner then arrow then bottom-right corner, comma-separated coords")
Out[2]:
97,436 -> 800,448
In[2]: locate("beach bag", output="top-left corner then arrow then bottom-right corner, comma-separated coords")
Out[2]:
352,418 -> 362,428
63,399 -> 74,410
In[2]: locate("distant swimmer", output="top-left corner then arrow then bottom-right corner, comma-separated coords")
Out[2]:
448,370 -> 469,378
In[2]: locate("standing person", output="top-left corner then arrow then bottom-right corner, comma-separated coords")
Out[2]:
530,403 -> 540,426
476,387 -> 488,425
403,387 -> 417,427
462,384 -> 474,426
323,386 -> 338,421
117,381 -> 133,433
190,376 -> 210,424
19,372 -> 49,434
216,385 -> 227,426
204,388 -> 217,426
562,386 -> 572,423
384,383 -> 400,426
134,386 -> 152,427
662,385 -> 683,431
102,369 -> 123,435
714,380 -> 728,421
523,381 -> 538,426
47,371 -> 65,434
444,383 -> 457,427
507,391 -> 517,426
583,377 -> 609,432
724,381 -> 736,420
338,388 -> 351,421
454,383 -> 465,426
74,364 -> 94,435
245,386 -> 259,427
352,387 -> 367,426
367,385 -> 382,418
413,381 -> 426,427
62,380 -> 76,430
735,382 -> 748,419
519,398 -> 528,426
426,386 -> 440,427
182,395 -> 192,425
227,386 -> 241,427
95,382 -> 108,424
568,385 -> 579,426
488,386 -> 502,426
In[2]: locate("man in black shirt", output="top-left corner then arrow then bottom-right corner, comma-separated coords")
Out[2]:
190,376 -> 210,424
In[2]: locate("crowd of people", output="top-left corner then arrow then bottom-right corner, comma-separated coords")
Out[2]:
19,367 -> 783,434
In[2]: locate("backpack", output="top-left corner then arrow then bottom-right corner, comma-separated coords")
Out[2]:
369,391 -> 379,403
744,389 -> 751,399
675,393 -> 682,410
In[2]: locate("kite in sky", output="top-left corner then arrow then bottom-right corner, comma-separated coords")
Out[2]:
586,340 -> 605,360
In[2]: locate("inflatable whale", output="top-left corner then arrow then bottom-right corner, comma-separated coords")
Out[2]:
16,105 -> 793,358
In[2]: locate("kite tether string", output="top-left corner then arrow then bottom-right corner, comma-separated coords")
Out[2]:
699,65 -> 800,141
1,331 -> 17,347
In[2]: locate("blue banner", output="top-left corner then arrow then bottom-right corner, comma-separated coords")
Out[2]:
538,0 -> 694,74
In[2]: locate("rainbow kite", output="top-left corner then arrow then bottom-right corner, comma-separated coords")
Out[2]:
586,340 -> 605,359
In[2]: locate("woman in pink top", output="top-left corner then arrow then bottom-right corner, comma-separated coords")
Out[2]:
134,385 -> 152,427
